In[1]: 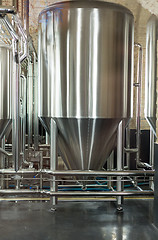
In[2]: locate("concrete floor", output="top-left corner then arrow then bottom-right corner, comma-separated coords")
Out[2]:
0,199 -> 157,240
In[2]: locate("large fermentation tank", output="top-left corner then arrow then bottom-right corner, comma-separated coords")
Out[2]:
38,0 -> 134,170
145,15 -> 158,135
0,46 -> 12,140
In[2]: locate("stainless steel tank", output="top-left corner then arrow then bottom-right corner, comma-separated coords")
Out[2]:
0,46 -> 12,140
145,15 -> 158,135
38,0 -> 134,170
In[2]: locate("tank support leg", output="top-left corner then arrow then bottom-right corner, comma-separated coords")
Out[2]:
117,120 -> 124,212
50,118 -> 58,211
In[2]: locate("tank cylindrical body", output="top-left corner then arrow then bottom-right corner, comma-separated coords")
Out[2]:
38,1 -> 134,170
145,15 -> 158,135
38,0 -> 134,119
0,46 -> 12,139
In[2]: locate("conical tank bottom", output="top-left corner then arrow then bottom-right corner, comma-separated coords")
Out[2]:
0,119 -> 12,140
56,118 -> 120,170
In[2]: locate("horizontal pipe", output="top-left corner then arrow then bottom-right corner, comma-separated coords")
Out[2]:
44,191 -> 154,197
0,6 -> 17,14
0,190 -> 153,197
44,170 -> 155,177
124,148 -> 138,153
0,169 -> 155,176
39,145 -> 50,148
0,190 -> 40,194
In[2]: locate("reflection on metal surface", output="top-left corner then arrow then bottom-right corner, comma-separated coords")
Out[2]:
57,119 -> 118,170
38,1 -> 134,170
145,15 -> 158,135
0,46 -> 12,140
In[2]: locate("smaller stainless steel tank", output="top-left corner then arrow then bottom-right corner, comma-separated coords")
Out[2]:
145,15 -> 158,135
0,46 -> 12,140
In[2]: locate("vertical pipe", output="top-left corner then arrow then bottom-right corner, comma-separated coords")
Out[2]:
150,128 -> 155,167
117,120 -> 124,212
126,125 -> 130,169
19,73 -> 23,159
21,75 -> 26,163
107,151 -> 114,189
150,128 -> 154,189
40,152 -> 43,189
46,133 -> 50,145
33,54 -> 39,150
134,43 -> 142,167
12,38 -> 20,171
27,60 -> 33,148
50,118 -> 58,209
0,137 -> 5,189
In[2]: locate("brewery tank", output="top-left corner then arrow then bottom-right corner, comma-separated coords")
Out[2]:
145,15 -> 158,135
0,46 -> 12,140
38,0 -> 134,170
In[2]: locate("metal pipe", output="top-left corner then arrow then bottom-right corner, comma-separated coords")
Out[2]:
0,169 -> 154,176
0,5 -> 28,64
150,128 -> 155,168
0,190 -> 153,196
20,75 -> 27,164
3,15 -> 18,40
0,150 -> 24,158
21,75 -> 31,166
44,191 -> 154,197
12,37 -> 20,171
134,43 -> 143,168
0,119 -> 12,140
44,170 -> 155,177
46,133 -> 50,145
58,185 -> 109,188
28,37 -> 37,59
0,148 -> 12,157
117,120 -> 124,211
107,151 -> 114,189
39,144 -> 50,148
40,152 -> 43,189
0,6 -> 17,14
4,14 -> 27,43
125,125 -> 130,169
50,119 -> 58,207
33,52 -> 39,150
124,148 -> 138,153
0,137 -> 5,189
27,59 -> 33,148
19,39 -> 27,62
149,128 -> 154,188
132,43 -> 153,169
127,177 -> 143,191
